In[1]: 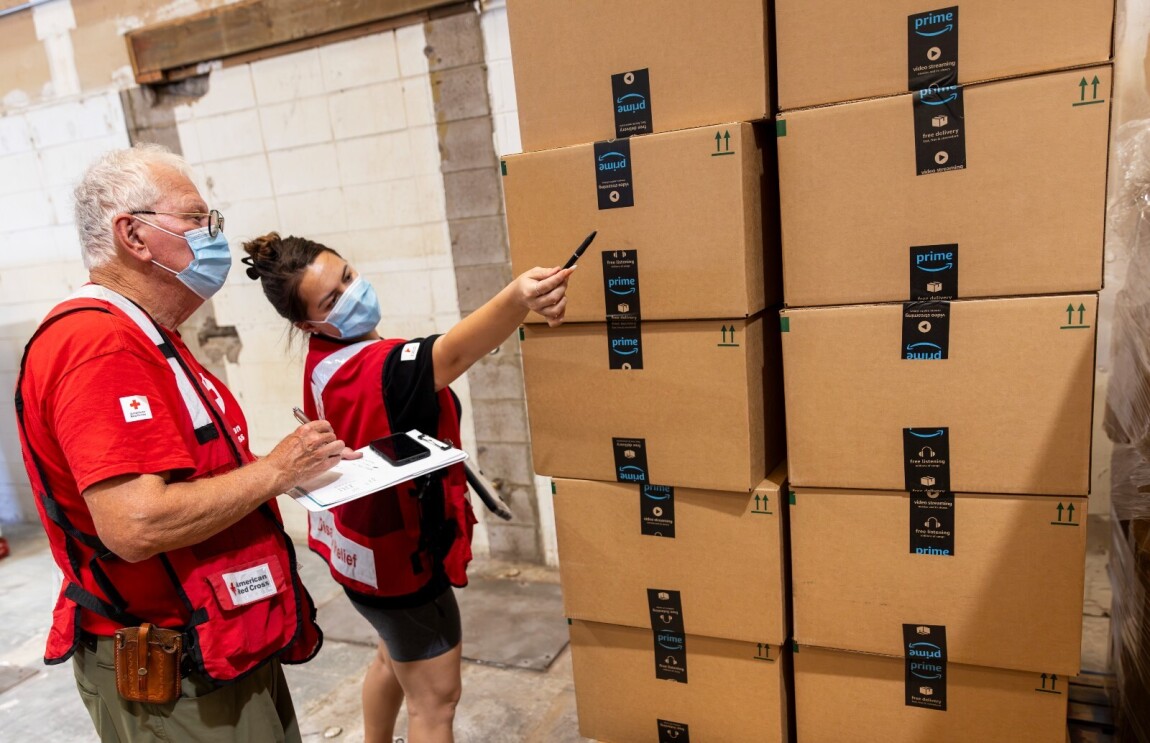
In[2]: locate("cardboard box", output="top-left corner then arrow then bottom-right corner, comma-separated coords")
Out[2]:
794,644 -> 1069,742
554,464 -> 788,645
777,65 -> 1112,307
790,487 -> 1087,674
521,315 -> 782,492
780,294 -> 1097,494
569,619 -> 790,743
506,0 -> 771,152
775,0 -> 1115,111
504,122 -> 778,323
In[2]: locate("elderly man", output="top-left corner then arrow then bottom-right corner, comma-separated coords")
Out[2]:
13,144 -> 351,741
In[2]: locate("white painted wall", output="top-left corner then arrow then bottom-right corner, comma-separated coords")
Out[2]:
0,91 -> 132,522
478,0 -> 561,566
172,28 -> 486,551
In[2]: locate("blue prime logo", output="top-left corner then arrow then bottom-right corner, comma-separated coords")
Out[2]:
906,342 -> 943,360
618,465 -> 647,483
915,250 -> 954,272
914,10 -> 954,36
910,661 -> 944,680
611,337 -> 640,356
908,429 -> 945,439
597,151 -> 628,172
616,93 -> 647,114
607,276 -> 637,295
908,642 -> 943,659
643,485 -> 672,500
919,85 -> 958,105
656,632 -> 684,651
915,546 -> 951,555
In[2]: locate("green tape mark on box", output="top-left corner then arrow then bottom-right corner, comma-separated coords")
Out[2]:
776,120 -> 787,137
518,327 -> 525,341
789,491 -> 796,505
500,161 -> 507,176
780,316 -> 790,332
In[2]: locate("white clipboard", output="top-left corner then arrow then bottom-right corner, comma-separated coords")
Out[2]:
289,430 -> 468,512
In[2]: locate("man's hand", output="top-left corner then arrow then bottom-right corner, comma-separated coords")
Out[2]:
263,420 -> 357,492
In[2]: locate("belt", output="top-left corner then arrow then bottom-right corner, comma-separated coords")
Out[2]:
78,630 -> 103,653
79,628 -> 195,675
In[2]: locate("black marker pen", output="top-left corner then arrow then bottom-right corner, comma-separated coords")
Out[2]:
563,230 -> 597,269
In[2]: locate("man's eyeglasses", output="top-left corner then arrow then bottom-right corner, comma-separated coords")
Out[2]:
130,209 -> 225,238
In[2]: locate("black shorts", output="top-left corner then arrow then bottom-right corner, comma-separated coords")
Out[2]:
348,587 -> 462,663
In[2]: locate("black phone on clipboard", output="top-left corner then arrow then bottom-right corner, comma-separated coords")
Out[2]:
369,433 -> 431,466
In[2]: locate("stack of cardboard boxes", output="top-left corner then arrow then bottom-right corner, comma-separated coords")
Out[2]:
503,2 -> 789,740
774,1 -> 1114,740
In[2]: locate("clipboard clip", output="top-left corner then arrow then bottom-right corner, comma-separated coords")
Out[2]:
415,432 -> 453,451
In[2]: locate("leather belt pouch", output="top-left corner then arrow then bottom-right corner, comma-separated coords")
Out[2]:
113,623 -> 182,704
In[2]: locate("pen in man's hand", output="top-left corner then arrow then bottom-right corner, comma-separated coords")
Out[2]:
292,407 -> 310,426
562,230 -> 597,269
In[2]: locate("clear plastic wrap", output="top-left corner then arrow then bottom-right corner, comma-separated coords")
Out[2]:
1105,119 -> 1150,742
1104,119 -> 1150,476
1110,446 -> 1150,742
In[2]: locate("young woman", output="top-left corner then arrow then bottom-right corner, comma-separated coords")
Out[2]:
241,233 -> 572,743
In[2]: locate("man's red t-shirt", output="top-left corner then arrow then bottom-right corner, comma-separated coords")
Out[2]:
19,301 -> 256,636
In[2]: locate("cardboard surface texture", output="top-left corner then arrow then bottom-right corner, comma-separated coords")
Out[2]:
791,487 -> 1087,675
778,65 -> 1112,307
794,645 -> 1070,743
554,465 -> 788,645
504,122 -> 778,322
570,620 -> 790,743
522,315 -> 783,492
506,0 -> 771,152
775,0 -> 1115,110
780,294 -> 1097,495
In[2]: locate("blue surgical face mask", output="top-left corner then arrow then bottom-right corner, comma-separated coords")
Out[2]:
323,275 -> 381,339
136,219 -> 232,299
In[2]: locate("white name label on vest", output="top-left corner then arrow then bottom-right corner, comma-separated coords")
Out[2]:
222,563 -> 279,606
400,342 -> 420,361
310,511 -> 379,588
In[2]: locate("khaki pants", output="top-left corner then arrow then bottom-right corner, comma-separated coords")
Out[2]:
72,634 -> 302,743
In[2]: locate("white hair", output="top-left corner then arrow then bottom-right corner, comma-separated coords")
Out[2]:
73,143 -> 193,270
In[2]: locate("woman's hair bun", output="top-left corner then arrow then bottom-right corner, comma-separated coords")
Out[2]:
241,232 -> 282,280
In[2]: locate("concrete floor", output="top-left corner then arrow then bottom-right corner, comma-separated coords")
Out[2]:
0,518 -> 1117,742
0,522 -> 591,743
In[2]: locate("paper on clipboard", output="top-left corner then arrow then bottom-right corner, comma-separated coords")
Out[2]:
290,430 -> 468,512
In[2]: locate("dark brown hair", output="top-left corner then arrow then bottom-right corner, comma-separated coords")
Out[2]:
241,232 -> 341,324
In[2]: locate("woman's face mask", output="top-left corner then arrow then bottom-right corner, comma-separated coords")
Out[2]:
321,275 -> 382,339
134,218 -> 231,299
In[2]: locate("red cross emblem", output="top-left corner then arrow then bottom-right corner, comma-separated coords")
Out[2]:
129,399 -> 141,410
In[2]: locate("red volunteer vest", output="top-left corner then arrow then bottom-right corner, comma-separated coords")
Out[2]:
14,287 -> 321,683
303,336 -> 474,598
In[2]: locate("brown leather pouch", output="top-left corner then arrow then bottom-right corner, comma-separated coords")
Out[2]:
113,623 -> 183,704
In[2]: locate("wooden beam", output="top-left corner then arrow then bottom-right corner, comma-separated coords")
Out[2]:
125,0 -> 464,85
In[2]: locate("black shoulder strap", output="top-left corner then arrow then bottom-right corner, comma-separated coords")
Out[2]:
15,306 -> 143,626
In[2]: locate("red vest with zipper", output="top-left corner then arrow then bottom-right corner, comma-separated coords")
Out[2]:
15,290 -> 322,683
303,336 -> 474,597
